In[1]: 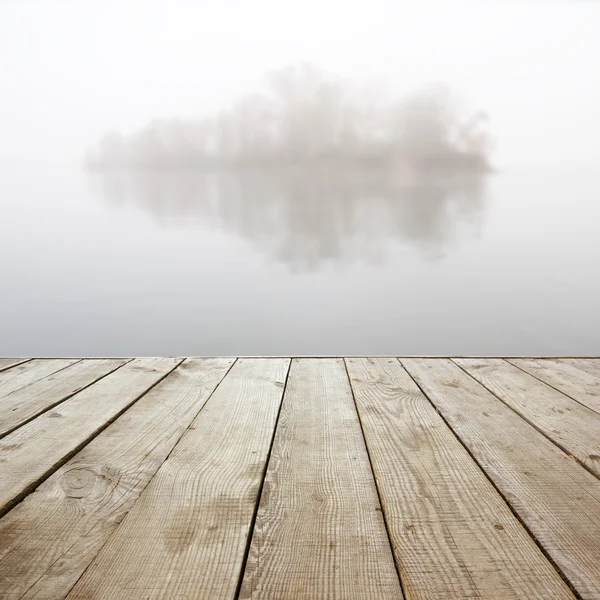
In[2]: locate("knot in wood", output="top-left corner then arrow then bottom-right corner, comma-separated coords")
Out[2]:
60,467 -> 98,499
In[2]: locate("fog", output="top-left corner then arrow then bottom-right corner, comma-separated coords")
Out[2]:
2,1 -> 600,356
2,0 -> 600,169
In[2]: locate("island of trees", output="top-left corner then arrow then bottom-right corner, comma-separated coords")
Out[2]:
85,65 -> 492,175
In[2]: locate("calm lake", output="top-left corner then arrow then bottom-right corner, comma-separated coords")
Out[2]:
1,165 -> 599,356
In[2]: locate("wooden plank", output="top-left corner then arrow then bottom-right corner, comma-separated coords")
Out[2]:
0,359 -> 80,399
0,357 -> 180,516
346,357 -> 574,600
66,358 -> 289,600
0,358 -> 234,600
508,358 -> 600,414
402,358 -> 600,600
0,359 -> 31,373
240,358 -> 403,599
0,359 -> 127,438
456,358 -> 600,477
562,358 -> 600,378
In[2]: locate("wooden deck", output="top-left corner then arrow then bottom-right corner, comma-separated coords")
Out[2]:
1,357 -> 599,599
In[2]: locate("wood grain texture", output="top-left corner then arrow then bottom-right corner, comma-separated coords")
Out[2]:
0,359 -> 31,373
456,358 -> 600,477
346,357 -> 574,600
240,358 -> 403,600
561,358 -> 600,378
508,358 -> 600,414
0,358 -> 233,600
402,358 -> 600,600
0,358 -> 180,516
0,359 -> 80,399
0,359 -> 127,438
67,358 -> 289,600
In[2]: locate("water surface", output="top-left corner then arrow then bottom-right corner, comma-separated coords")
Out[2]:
1,165 -> 598,356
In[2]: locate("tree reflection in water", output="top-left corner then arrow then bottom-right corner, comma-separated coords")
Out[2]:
88,165 -> 488,271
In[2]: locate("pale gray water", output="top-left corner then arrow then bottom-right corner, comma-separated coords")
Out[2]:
1,165 -> 599,356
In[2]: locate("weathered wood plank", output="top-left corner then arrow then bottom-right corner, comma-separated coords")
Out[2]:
0,359 -> 31,373
508,358 -> 600,414
346,357 -> 574,600
67,358 -> 289,600
561,358 -> 600,378
0,359 -> 127,438
240,358 -> 403,599
402,358 -> 600,600
455,358 -> 600,477
0,358 -> 180,516
0,359 -> 80,399
0,358 -> 234,600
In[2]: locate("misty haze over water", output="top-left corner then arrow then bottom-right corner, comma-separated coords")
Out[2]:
1,1 -> 600,356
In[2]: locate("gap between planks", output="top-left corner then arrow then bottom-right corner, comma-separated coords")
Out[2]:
0,358 -> 32,373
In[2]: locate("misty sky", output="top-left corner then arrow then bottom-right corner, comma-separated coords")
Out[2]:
1,0 -> 599,168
